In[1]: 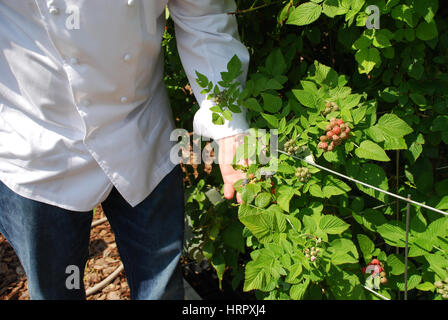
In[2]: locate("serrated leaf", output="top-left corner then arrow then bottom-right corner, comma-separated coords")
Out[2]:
355,140 -> 390,161
287,2 -> 322,26
320,215 -> 350,234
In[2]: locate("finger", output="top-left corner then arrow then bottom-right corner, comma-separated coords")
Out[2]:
236,191 -> 243,204
223,183 -> 235,200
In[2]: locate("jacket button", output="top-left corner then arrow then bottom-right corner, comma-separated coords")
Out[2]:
127,0 -> 136,7
49,6 -> 59,15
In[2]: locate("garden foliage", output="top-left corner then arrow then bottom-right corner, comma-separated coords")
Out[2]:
164,0 -> 448,300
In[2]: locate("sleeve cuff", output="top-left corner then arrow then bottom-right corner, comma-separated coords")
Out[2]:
193,99 -> 250,141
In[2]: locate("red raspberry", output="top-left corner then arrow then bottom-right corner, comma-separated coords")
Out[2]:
371,259 -> 380,265
332,126 -> 341,135
319,142 -> 328,149
326,131 -> 334,138
336,119 -> 344,126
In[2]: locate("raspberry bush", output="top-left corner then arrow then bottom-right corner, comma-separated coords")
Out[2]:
164,1 -> 448,300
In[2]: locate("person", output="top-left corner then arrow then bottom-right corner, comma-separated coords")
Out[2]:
0,0 -> 250,300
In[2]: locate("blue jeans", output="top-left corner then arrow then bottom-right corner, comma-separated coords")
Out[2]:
0,165 -> 185,300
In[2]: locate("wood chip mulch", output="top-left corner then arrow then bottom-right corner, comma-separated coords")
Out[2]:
0,205 -> 130,300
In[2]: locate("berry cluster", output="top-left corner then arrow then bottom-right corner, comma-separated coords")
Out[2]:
295,167 -> 311,183
434,278 -> 448,300
304,238 -> 322,262
362,259 -> 388,284
284,139 -> 300,155
322,100 -> 339,116
318,118 -> 351,152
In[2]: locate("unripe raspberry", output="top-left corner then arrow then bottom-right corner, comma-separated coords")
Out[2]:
327,144 -> 334,152
332,134 -> 340,141
345,127 -> 351,134
325,101 -> 332,108
380,277 -> 388,284
325,124 -> 332,131
380,271 -> 386,277
326,131 -> 334,138
333,105 -> 339,111
324,107 -> 331,114
318,142 -> 328,149
435,281 -> 444,288
340,132 -> 348,140
310,256 -> 316,262
320,135 -> 328,142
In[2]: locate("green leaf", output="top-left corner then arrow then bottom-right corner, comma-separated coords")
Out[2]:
355,47 -> 381,74
276,185 -> 295,212
290,278 -> 310,300
387,254 -> 405,275
241,183 -> 261,204
261,93 -> 282,113
222,222 -> 245,253
266,49 -> 287,76
377,221 -> 407,247
244,260 -> 266,291
391,4 -> 415,27
255,192 -> 272,209
261,113 -> 279,128
357,234 -> 375,260
366,113 -> 413,150
292,89 -> 317,108
243,98 -> 263,112
211,252 -> 226,287
287,2 -> 323,26
373,29 -> 393,48
319,215 -> 350,234
323,0 -> 349,18
414,0 -> 438,23
416,282 -> 435,291
346,162 -> 389,203
416,20 -> 438,41
424,254 -> 448,279
322,175 -> 351,197
409,93 -> 427,107
355,140 -> 390,161
328,238 -> 359,265
195,71 -> 209,88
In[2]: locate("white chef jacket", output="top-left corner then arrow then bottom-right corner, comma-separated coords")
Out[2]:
0,0 -> 250,212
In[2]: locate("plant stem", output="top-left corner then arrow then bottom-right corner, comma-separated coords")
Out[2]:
228,0 -> 284,15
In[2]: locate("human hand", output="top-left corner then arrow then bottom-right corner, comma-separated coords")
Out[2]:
218,133 -> 248,204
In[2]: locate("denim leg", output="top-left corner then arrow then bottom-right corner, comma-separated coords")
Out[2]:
0,181 -> 93,300
101,165 -> 185,300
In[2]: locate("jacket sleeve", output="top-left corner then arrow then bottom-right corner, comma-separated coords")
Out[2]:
167,0 -> 250,141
